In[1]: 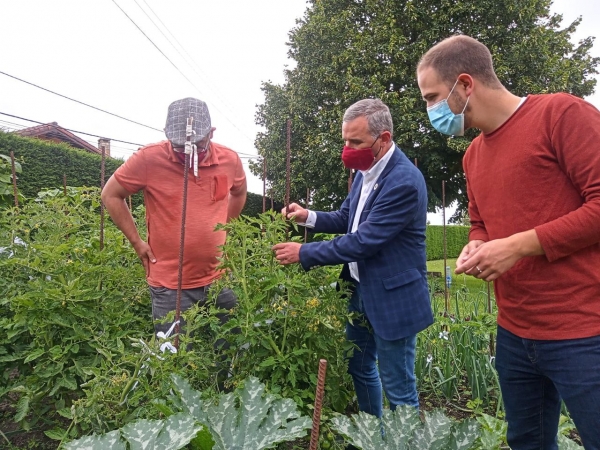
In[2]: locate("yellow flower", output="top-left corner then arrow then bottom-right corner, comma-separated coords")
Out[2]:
306,298 -> 319,309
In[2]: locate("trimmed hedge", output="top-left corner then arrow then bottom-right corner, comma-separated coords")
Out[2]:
0,131 -> 123,198
1,132 -> 470,256
0,131 -> 284,218
426,225 -> 470,260
241,192 -> 284,217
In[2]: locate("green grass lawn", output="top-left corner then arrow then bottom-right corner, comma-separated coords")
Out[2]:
427,258 -> 491,294
427,258 -> 496,318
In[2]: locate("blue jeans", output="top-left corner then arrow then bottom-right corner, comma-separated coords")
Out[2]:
346,286 -> 418,417
496,325 -> 600,450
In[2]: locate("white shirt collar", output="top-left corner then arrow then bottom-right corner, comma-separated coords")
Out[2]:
360,142 -> 395,181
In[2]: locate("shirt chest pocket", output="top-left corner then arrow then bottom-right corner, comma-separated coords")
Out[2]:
211,174 -> 229,202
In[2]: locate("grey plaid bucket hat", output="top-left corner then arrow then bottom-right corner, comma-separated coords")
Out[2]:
164,98 -> 212,146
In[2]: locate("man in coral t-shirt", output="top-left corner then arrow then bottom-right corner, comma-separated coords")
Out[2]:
102,98 -> 247,339
417,36 -> 600,449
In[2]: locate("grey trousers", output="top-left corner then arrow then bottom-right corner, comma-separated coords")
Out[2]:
149,284 -> 237,336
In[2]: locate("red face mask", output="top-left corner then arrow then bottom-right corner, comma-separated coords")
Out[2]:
341,136 -> 381,171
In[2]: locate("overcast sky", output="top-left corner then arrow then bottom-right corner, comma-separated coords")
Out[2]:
0,0 -> 598,215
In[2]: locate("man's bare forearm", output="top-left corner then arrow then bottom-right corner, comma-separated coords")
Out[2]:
103,195 -> 143,247
227,191 -> 247,221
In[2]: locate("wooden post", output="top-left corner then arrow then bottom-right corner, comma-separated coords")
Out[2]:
63,174 -> 67,196
347,170 -> 353,193
285,119 -> 291,240
10,151 -> 18,208
100,146 -> 106,251
488,281 -> 495,355
304,187 -> 310,243
262,157 -> 267,213
442,180 -> 449,313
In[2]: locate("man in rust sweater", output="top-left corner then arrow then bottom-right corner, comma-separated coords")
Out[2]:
417,35 -> 600,449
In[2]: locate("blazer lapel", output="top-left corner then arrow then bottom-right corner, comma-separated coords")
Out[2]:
361,146 -> 402,213
347,171 -> 363,231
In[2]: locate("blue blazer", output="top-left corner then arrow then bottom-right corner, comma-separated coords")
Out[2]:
299,146 -> 433,340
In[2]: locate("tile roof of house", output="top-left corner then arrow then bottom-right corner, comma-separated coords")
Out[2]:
15,122 -> 101,154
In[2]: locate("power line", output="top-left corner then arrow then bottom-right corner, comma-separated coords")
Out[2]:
110,0 -> 205,98
136,0 -> 242,121
0,111 -> 258,159
112,0 -> 259,148
0,70 -> 163,132
0,111 -> 144,146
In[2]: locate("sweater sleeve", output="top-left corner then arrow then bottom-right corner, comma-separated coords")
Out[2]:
464,154 -> 489,242
534,98 -> 600,261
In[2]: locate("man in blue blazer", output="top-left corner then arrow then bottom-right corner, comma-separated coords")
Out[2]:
273,99 -> 433,417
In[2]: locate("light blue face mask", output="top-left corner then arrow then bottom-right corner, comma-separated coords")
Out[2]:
427,79 -> 470,136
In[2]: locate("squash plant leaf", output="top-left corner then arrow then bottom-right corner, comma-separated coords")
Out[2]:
331,406 -> 480,450
171,374 -> 209,423
331,410 -> 387,449
121,413 -> 202,450
558,434 -> 583,449
204,376 -> 311,450
63,430 -> 126,450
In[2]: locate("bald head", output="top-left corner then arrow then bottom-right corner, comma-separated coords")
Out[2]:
418,35 -> 503,89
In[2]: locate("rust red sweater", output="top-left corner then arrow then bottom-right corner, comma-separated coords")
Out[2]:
464,93 -> 600,340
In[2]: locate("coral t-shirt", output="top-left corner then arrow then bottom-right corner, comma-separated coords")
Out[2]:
464,93 -> 600,340
114,140 -> 246,289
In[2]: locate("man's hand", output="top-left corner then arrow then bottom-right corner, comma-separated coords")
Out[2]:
282,203 -> 308,223
272,242 -> 302,265
455,240 -> 485,274
455,231 -> 543,281
132,240 -> 156,277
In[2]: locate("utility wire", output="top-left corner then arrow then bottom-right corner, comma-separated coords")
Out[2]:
110,0 -> 206,98
0,111 -> 259,158
0,70 -> 163,133
0,111 -> 144,146
136,0 -> 242,122
113,0 -> 259,150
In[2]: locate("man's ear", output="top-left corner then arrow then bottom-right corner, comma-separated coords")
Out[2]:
457,73 -> 474,96
209,127 -> 216,139
381,130 -> 393,145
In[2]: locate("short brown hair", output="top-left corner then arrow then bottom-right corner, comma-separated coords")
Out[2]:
418,35 -> 502,88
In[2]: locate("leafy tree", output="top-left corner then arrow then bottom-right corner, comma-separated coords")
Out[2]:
253,0 -> 598,216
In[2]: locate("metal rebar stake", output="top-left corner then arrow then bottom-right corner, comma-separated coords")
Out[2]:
309,359 -> 328,450
10,151 -> 18,208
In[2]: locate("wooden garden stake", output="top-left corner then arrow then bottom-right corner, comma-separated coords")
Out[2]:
347,169 -> 353,192
262,157 -> 267,213
488,281 -> 495,355
304,187 -> 310,243
10,151 -> 18,208
63,174 -> 67,196
100,146 -> 106,251
285,119 -> 291,240
309,359 -> 328,450
442,180 -> 449,313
